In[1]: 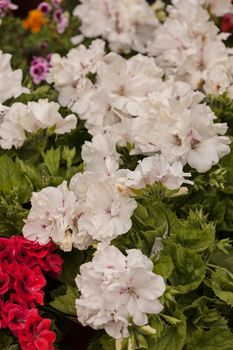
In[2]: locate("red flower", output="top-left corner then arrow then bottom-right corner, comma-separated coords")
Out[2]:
3,296 -> 29,332
45,253 -> 63,276
14,266 -> 46,305
221,13 -> 233,33
0,238 -> 12,261
0,270 -> 10,295
0,299 -> 7,328
19,309 -> 56,350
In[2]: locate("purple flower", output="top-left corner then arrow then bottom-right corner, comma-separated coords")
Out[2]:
38,2 -> 52,14
0,0 -> 18,16
29,56 -> 50,85
53,9 -> 69,34
51,0 -> 62,7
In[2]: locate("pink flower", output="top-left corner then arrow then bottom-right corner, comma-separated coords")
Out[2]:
29,56 -> 50,85
53,8 -> 69,33
0,0 -> 17,16
38,2 -> 52,14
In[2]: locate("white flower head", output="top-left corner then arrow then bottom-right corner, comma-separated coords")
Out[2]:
0,99 -> 77,149
0,50 -> 29,103
70,171 -> 137,243
76,244 -> 166,338
119,155 -> 193,190
73,0 -> 158,54
23,181 -> 80,252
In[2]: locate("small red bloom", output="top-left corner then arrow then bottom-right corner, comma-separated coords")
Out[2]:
19,309 -> 56,350
0,299 -> 7,328
45,253 -> 63,276
0,270 -> 10,295
3,298 -> 29,332
221,13 -> 233,33
0,238 -> 12,261
14,266 -> 46,305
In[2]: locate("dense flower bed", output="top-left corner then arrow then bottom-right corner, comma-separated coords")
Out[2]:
0,1 -> 233,349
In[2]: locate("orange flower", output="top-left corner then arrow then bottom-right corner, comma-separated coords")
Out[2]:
23,9 -> 48,33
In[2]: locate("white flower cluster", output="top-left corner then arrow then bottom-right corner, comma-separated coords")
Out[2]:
23,170 -> 137,251
0,99 -> 77,149
73,0 -> 158,53
148,0 -> 233,96
46,39 -> 106,108
48,46 -> 230,174
75,244 -> 166,339
0,50 -> 29,103
23,154 -> 192,252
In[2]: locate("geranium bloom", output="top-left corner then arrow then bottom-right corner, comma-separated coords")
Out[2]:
221,13 -> 233,33
23,9 -> 48,33
0,270 -> 10,295
70,171 -> 137,243
73,0 -> 158,53
30,56 -> 50,85
0,99 -> 77,149
18,309 -> 56,350
76,245 -> 166,339
118,155 -> 193,190
23,181 -> 79,252
148,0 -> 233,96
0,0 -> 17,17
0,50 -> 29,103
38,2 -> 52,14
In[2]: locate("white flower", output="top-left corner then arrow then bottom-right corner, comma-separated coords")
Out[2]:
82,134 -> 120,173
22,181 -> 80,252
148,0 -> 233,95
76,245 -> 166,339
0,99 -> 77,149
119,155 -> 193,190
73,0 -> 158,54
70,171 -> 137,242
47,39 -> 105,108
0,50 -> 29,103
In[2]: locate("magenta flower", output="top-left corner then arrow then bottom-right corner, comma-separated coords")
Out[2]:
53,8 -> 69,34
38,2 -> 52,14
0,0 -> 18,16
29,56 -> 50,85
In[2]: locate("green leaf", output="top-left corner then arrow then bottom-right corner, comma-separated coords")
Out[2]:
153,253 -> 174,280
0,156 -> 21,183
167,244 -> 206,293
148,311 -> 186,350
211,267 -> 233,306
59,249 -> 85,285
62,146 -> 76,169
0,156 -> 33,203
210,247 -> 233,273
0,332 -> 19,350
50,285 -> 77,316
184,296 -> 228,329
186,328 -> 233,350
100,335 -> 116,350
170,210 -> 215,252
44,147 -> 61,176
